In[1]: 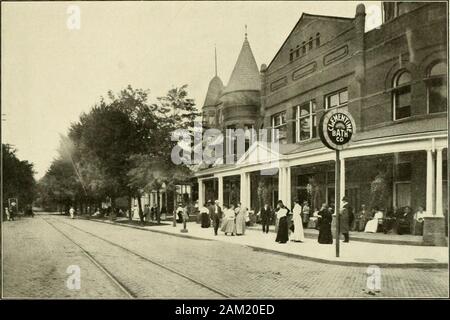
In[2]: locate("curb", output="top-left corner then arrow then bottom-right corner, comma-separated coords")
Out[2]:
80,217 -> 448,269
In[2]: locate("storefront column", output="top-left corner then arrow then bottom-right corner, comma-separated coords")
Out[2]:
426,149 -> 435,214
340,158 -> 345,200
198,179 -> 205,207
277,167 -> 284,205
246,173 -> 251,210
423,148 -> 446,246
218,176 -> 224,206
435,148 -> 443,216
240,172 -> 251,209
286,167 -> 292,208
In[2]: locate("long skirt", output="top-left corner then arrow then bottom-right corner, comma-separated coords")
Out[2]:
291,214 -> 305,241
235,213 -> 246,235
221,219 -> 236,234
201,212 -> 210,228
364,219 -> 378,233
318,222 -> 333,244
275,216 -> 289,243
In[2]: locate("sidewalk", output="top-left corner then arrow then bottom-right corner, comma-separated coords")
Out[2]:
87,217 -> 448,268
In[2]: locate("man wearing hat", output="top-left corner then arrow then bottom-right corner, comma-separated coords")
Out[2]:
340,196 -> 350,242
211,200 -> 223,236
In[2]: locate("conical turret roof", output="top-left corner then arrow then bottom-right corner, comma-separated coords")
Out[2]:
203,76 -> 224,107
223,37 -> 260,93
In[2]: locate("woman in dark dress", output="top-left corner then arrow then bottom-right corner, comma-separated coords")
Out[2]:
200,202 -> 211,228
275,200 -> 290,244
318,203 -> 333,244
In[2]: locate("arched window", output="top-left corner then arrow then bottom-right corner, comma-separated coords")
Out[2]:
302,41 -> 306,55
308,37 -> 313,50
393,70 -> 412,120
316,33 -> 320,47
289,49 -> 294,61
295,45 -> 300,58
427,61 -> 447,114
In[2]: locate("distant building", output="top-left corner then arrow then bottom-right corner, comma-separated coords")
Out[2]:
195,2 -> 448,238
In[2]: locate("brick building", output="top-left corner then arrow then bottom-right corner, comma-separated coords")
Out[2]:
195,2 -> 448,243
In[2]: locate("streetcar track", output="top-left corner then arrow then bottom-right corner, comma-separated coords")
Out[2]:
41,217 -> 136,298
42,216 -> 233,298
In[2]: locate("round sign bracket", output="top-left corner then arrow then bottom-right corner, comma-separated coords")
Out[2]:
319,109 -> 356,151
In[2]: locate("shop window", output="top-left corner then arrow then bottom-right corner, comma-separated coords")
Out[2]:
325,88 -> 348,111
392,70 -> 412,120
426,61 -> 447,114
271,111 -> 287,143
295,100 -> 317,142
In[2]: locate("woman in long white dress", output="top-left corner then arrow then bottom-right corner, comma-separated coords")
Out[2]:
364,208 -> 383,233
221,204 -> 236,235
235,203 -> 246,235
291,200 -> 305,242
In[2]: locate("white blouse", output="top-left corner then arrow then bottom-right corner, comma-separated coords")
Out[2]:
276,207 -> 288,219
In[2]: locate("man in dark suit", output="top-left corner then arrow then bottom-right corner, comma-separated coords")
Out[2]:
211,200 -> 222,236
260,203 -> 272,233
340,197 -> 350,243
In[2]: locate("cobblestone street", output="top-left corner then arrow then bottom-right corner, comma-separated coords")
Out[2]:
3,214 -> 449,298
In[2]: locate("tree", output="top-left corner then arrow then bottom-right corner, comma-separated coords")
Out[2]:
3,144 -> 36,211
127,85 -> 200,218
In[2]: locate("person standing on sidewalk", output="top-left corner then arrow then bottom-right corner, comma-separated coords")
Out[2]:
221,204 -> 236,235
302,201 -> 310,228
317,203 -> 333,244
69,206 -> 75,219
235,203 -> 246,236
211,200 -> 222,236
260,203 -> 272,233
5,207 -> 10,221
291,199 -> 304,242
340,197 -> 350,243
275,200 -> 290,244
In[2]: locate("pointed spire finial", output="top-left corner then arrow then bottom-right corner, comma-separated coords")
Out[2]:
245,24 -> 248,40
214,44 -> 218,77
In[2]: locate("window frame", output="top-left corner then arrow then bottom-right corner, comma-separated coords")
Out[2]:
295,100 -> 317,143
271,111 -> 287,142
426,61 -> 447,114
392,70 -> 412,121
324,88 -> 349,110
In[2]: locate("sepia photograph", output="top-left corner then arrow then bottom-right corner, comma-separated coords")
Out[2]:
1,0 -> 449,306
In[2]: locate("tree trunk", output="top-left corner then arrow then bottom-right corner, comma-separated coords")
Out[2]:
128,196 -> 132,221
137,195 -> 144,224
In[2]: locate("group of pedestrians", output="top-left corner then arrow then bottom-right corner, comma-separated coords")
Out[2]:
196,197 -> 354,245
199,200 -> 249,236
269,197 -> 351,245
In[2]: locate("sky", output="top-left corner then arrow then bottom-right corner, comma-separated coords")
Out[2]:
2,1 -> 382,179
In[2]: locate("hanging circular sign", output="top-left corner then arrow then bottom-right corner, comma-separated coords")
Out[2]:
319,109 -> 356,150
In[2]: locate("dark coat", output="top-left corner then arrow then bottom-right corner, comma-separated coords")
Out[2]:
210,205 -> 222,226
260,206 -> 272,224
340,205 -> 350,233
